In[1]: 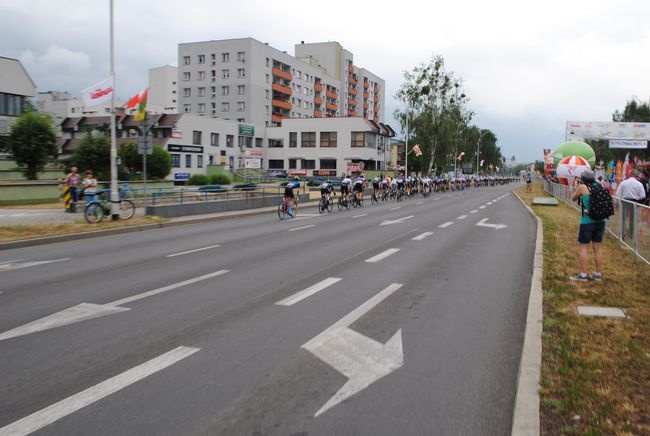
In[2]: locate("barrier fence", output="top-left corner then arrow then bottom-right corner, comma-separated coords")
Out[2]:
543,180 -> 649,265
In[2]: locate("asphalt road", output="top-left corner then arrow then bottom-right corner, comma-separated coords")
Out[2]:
0,183 -> 535,436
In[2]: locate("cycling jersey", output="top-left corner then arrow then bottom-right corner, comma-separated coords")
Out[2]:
285,180 -> 300,198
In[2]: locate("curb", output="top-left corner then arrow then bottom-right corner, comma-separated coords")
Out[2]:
511,190 -> 543,436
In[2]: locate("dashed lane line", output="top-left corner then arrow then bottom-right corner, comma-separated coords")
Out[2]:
438,222 -> 454,228
275,277 -> 342,306
365,248 -> 400,263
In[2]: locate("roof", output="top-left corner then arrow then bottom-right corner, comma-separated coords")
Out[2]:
0,57 -> 37,96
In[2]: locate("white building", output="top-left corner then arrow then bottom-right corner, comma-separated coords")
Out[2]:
149,65 -> 178,113
0,56 -> 37,151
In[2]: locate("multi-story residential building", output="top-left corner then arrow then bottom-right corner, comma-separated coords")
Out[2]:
0,56 -> 37,152
178,38 -> 385,127
149,65 -> 178,113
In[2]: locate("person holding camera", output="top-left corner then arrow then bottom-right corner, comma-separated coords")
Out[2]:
570,171 -> 605,281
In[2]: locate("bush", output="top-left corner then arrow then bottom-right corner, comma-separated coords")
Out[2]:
209,173 -> 231,184
187,174 -> 209,185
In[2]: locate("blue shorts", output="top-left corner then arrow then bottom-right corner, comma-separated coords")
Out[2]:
578,221 -> 605,244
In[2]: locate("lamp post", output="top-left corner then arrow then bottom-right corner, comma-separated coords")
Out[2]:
476,130 -> 489,176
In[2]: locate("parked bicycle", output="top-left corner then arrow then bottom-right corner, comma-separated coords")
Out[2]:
84,195 -> 135,223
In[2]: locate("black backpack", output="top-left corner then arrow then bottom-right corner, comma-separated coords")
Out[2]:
584,183 -> 614,220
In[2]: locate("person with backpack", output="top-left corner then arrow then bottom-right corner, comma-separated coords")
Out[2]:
570,170 -> 612,281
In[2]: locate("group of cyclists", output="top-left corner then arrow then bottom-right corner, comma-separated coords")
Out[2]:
282,171 -> 518,216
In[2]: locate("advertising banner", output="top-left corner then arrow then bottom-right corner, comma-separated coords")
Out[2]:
566,121 -> 649,141
609,139 -> 648,149
244,158 -> 261,169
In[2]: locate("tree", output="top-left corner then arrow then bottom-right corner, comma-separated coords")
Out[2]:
67,133 -> 111,181
119,142 -> 172,180
6,111 -> 58,180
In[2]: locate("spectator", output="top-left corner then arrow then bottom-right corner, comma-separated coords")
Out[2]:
570,171 -> 605,282
615,169 -> 646,238
63,166 -> 80,205
82,170 -> 98,204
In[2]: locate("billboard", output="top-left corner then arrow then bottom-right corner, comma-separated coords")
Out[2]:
565,121 -> 649,141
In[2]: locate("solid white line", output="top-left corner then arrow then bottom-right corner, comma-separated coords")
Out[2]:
479,205 -> 486,209
352,213 -> 368,218
275,277 -> 342,306
365,248 -> 400,263
438,222 -> 454,228
109,270 -> 229,307
288,224 -> 316,232
457,215 -> 468,220
0,346 -> 200,436
390,207 -> 401,211
470,210 -> 478,214
412,231 -> 434,241
166,244 -> 221,258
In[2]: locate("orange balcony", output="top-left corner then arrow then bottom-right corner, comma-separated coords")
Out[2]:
363,102 -> 369,109
373,105 -> 379,112
373,95 -> 379,103
348,87 -> 358,96
272,82 -> 292,96
347,110 -> 358,117
326,102 -> 337,111
363,91 -> 369,99
272,99 -> 292,110
363,81 -> 369,89
314,96 -> 323,105
314,82 -> 323,92
348,76 -> 358,85
347,98 -> 357,106
314,109 -> 323,118
272,114 -> 283,123
326,90 -> 338,99
347,64 -> 354,73
272,68 -> 292,82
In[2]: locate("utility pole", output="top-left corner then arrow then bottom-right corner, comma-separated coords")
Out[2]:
108,0 -> 119,220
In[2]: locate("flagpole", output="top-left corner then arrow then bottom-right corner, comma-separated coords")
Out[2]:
405,112 -> 408,177
109,0 -> 119,220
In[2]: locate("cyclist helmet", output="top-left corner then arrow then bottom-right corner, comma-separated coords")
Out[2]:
293,176 -> 300,180
327,179 -> 332,183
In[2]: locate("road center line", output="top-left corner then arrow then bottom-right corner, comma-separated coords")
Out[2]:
166,244 -> 221,258
289,224 -> 316,232
470,210 -> 478,214
275,277 -> 342,306
457,215 -> 468,220
438,222 -> 454,228
479,205 -> 486,209
0,346 -> 200,436
412,231 -> 434,241
365,248 -> 400,263
109,270 -> 229,307
352,213 -> 368,218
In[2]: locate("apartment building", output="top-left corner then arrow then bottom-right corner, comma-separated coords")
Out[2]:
0,57 -> 37,151
178,38 -> 385,127
149,65 -> 178,112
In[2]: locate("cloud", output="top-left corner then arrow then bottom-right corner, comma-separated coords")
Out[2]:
19,45 -> 94,92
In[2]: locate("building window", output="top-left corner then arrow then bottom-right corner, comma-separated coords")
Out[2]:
183,72 -> 190,81
222,52 -> 229,62
193,130 -> 202,145
183,56 -> 190,65
183,104 -> 191,113
222,102 -> 229,112
237,51 -> 245,62
197,155 -> 203,168
320,132 -> 337,147
302,159 -> 315,170
222,86 -> 229,96
185,154 -> 192,168
266,57 -> 270,67
289,158 -> 297,169
198,103 -> 205,113
266,74 -> 270,83
211,102 -> 216,114
211,133 -> 219,146
226,135 -> 234,147
237,85 -> 245,95
268,139 -> 283,148
171,154 -> 180,167
268,159 -> 284,169
237,68 -> 245,78
265,105 -> 270,115
289,132 -> 297,147
222,69 -> 230,78
211,86 -> 216,97
301,132 -> 316,147
198,71 -> 205,81
198,87 -> 205,97
320,159 -> 337,170
265,89 -> 270,99
237,101 -> 245,111
255,137 -> 263,147
182,87 -> 190,97
351,132 -> 365,147
197,54 -> 205,64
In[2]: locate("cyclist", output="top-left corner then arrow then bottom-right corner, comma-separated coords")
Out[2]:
284,176 -> 301,217
372,175 -> 381,200
320,179 -> 336,205
353,174 -> 365,203
396,173 -> 405,198
340,174 -> 352,202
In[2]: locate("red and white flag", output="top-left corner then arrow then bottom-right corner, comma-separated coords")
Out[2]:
80,76 -> 114,107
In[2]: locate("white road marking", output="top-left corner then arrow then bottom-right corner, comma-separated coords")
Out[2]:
390,207 -> 401,211
487,202 -> 493,205
303,283 -> 403,417
0,257 -> 71,273
470,210 -> 478,214
365,248 -> 400,263
352,213 -> 368,218
380,215 -> 414,226
479,205 -> 486,209
416,201 -> 424,205
457,215 -> 468,220
438,222 -> 454,228
434,197 -> 441,200
289,224 -> 316,232
275,277 -> 342,306
412,232 -> 434,241
0,346 -> 200,435
475,217 -> 507,230
166,244 -> 221,258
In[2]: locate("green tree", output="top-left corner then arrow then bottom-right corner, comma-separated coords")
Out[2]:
118,142 -> 172,180
5,111 -> 58,179
67,133 -> 111,181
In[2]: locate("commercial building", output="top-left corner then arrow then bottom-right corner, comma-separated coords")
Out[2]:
178,38 -> 385,127
0,57 -> 37,151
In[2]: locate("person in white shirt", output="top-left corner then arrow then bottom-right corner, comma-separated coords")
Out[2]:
82,170 -> 98,204
615,169 -> 646,239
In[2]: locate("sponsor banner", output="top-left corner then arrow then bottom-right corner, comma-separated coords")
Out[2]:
566,121 -> 649,141
314,170 -> 336,176
290,169 -> 307,176
80,76 -> 114,107
244,149 -> 263,157
347,163 -> 362,173
244,158 -> 261,169
168,144 -> 204,153
609,139 -> 648,149
267,169 -> 287,175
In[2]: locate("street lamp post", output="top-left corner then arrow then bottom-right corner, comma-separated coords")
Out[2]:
476,130 -> 489,177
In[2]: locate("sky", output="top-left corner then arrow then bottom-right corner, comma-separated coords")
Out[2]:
1,0 -> 649,162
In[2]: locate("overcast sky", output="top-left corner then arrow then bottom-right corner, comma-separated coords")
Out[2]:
2,0 -> 648,162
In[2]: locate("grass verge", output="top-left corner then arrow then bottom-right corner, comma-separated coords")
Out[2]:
0,216 -> 168,243
517,183 -> 649,435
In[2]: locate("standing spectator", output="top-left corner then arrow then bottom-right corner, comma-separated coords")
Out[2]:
615,169 -> 646,238
63,166 -> 80,205
82,170 -> 98,204
570,171 -> 605,281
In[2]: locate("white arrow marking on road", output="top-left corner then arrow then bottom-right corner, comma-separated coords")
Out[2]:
380,215 -> 414,226
275,277 -> 342,306
0,270 -> 229,342
302,283 -> 404,417
0,346 -> 200,435
475,217 -> 507,230
0,257 -> 70,273
412,231 -> 433,241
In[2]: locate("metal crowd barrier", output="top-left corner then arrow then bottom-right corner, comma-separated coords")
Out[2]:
543,180 -> 649,265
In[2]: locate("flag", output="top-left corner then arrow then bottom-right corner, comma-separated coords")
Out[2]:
412,144 -> 422,157
480,159 -> 485,167
80,76 -> 114,107
132,88 -> 149,122
457,152 -> 465,160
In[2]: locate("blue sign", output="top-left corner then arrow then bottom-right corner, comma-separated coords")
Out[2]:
174,172 -> 191,180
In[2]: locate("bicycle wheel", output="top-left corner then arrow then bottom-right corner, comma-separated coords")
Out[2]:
327,198 -> 334,213
337,196 -> 344,211
84,202 -> 104,223
117,199 -> 135,220
318,198 -> 326,214
278,202 -> 287,220
371,193 -> 378,205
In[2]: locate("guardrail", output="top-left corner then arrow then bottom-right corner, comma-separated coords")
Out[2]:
543,180 -> 649,265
